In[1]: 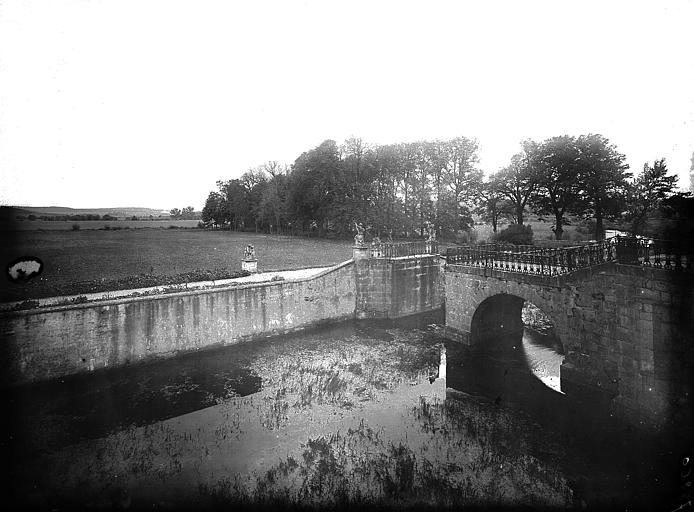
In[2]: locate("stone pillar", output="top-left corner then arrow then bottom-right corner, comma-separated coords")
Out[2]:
242,259 -> 258,273
353,226 -> 369,262
438,344 -> 447,379
242,244 -> 258,274
353,245 -> 370,262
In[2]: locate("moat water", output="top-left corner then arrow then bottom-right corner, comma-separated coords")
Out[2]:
7,312 -> 690,510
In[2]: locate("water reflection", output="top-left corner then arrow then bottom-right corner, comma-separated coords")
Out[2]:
7,313 -> 688,510
521,328 -> 565,393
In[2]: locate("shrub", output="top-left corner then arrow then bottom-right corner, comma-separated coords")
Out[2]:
454,229 -> 478,244
197,221 -> 206,229
492,224 -> 533,245
103,225 -> 110,230
575,218 -> 596,235
71,223 -> 81,231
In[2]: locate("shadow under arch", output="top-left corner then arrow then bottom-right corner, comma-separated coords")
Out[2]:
470,293 -> 525,345
466,293 -> 566,394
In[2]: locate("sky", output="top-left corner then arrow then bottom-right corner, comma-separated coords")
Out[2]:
1,0 -> 693,210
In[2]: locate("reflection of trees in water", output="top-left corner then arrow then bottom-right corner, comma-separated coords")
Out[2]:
521,302 -> 554,335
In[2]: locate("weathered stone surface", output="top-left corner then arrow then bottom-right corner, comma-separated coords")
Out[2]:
445,262 -> 694,430
354,255 -> 443,320
1,261 -> 357,386
2,253 -> 446,387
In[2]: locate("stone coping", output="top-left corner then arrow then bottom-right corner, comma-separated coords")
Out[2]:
368,253 -> 441,261
0,260 -> 355,315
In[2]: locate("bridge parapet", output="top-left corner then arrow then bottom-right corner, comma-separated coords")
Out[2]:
446,236 -> 692,276
369,240 -> 438,259
444,243 -> 694,432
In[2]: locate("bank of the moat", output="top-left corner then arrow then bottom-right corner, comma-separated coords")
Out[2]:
8,312 -> 690,511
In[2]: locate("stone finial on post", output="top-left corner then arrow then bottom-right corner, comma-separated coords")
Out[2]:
242,244 -> 258,273
353,221 -> 369,261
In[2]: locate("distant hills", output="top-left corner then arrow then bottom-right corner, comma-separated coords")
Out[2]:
1,205 -> 171,219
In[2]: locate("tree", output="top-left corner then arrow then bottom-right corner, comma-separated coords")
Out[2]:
216,179 -> 249,230
286,140 -> 343,235
440,137 -> 483,236
241,168 -> 268,232
257,161 -> 288,233
625,158 -> 677,235
575,134 -> 630,239
531,135 -> 582,240
181,206 -> 195,219
371,144 -> 402,237
475,180 -> 512,234
201,192 -> 225,227
660,192 -> 694,244
170,208 -> 182,219
492,140 -> 541,225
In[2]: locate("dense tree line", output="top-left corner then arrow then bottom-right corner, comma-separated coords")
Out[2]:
203,137 -> 482,239
203,134 -> 683,241
21,213 -> 114,221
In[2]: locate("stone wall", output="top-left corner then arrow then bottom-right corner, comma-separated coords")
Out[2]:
445,262 -> 694,429
0,261 -> 356,387
1,252 -> 447,387
355,254 -> 444,319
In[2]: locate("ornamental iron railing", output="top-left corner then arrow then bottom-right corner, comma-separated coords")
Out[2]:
446,236 -> 692,275
614,237 -> 692,271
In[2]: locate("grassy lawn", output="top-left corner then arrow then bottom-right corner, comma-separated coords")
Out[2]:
1,230 -> 353,302
473,218 -> 592,244
1,218 -> 598,303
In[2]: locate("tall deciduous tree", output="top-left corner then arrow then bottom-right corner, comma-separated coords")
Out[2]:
531,135 -> 582,240
441,137 -> 483,235
201,191 -> 225,227
259,161 -> 288,233
625,158 -> 677,235
217,179 -> 249,230
475,180 -> 512,234
287,140 -> 342,235
492,140 -> 541,226
575,134 -> 630,239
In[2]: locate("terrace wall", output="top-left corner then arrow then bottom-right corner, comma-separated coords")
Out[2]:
1,252 -> 446,387
0,261 -> 356,386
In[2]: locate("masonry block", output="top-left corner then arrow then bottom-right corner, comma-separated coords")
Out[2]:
444,260 -> 693,433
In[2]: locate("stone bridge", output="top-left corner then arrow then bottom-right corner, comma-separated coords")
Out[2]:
443,238 -> 694,429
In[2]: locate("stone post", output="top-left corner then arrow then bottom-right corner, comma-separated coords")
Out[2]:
438,343 -> 447,379
242,244 -> 258,273
353,221 -> 369,262
353,245 -> 370,262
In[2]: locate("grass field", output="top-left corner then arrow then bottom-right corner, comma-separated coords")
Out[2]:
1,230 -> 353,302
1,217 -> 599,303
473,218 -> 592,243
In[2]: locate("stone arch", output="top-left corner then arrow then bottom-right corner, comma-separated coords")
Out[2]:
468,291 -> 567,393
470,293 -> 525,344
464,284 -> 570,352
